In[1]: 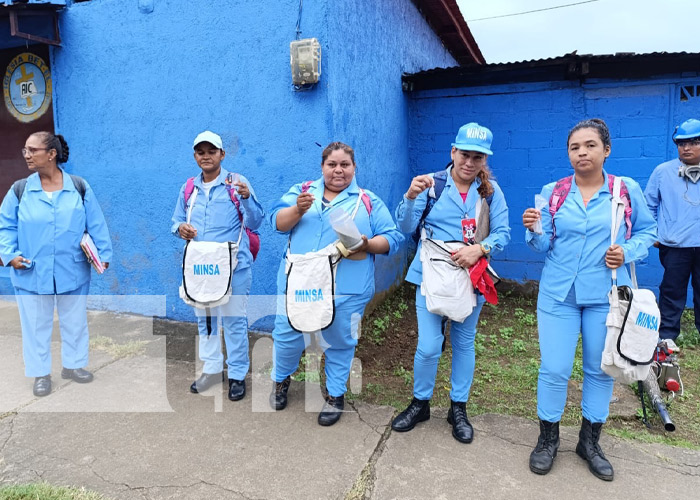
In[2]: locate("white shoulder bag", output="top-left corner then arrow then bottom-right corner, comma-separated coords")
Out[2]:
419,197 -> 485,323
179,187 -> 242,308
601,177 -> 659,383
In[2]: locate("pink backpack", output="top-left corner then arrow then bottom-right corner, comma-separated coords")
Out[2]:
301,180 -> 373,214
184,173 -> 260,260
549,174 -> 632,240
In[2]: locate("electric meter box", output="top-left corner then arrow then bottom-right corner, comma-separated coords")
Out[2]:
290,38 -> 321,85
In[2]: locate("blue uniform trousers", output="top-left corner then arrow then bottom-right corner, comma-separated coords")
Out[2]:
271,288 -> 371,397
195,266 -> 252,379
658,244 -> 700,341
413,285 -> 485,402
16,281 -> 90,378
536,286 -> 613,424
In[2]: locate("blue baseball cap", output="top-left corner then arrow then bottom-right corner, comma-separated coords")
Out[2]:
452,122 -> 493,155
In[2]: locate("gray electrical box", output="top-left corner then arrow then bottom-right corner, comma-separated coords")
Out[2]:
290,38 -> 321,86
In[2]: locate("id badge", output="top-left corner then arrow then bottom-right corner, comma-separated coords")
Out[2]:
461,218 -> 476,244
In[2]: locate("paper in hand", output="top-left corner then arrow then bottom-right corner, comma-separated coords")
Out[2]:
533,194 -> 547,235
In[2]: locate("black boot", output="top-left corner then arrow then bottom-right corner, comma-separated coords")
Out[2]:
269,376 -> 291,410
575,417 -> 614,481
529,420 -> 560,475
447,400 -> 473,443
391,398 -> 430,432
318,395 -> 345,426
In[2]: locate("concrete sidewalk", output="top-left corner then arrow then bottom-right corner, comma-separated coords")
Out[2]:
0,304 -> 699,499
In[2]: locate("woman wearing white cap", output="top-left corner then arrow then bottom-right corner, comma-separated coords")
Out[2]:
171,131 -> 264,401
392,123 -> 510,443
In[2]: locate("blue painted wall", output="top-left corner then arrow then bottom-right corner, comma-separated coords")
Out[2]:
408,74 -> 700,302
39,0 -> 454,324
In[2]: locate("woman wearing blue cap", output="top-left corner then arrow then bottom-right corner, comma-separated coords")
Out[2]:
171,131 -> 264,401
268,141 -> 403,426
392,123 -> 510,443
0,132 -> 112,397
522,118 -> 656,481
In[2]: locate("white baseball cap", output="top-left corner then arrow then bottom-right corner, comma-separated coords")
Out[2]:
193,131 -> 223,149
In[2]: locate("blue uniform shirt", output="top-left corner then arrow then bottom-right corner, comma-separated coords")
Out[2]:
644,158 -> 700,248
395,168 -> 511,285
526,171 -> 657,304
171,168 -> 264,269
0,170 -> 113,294
268,176 -> 403,295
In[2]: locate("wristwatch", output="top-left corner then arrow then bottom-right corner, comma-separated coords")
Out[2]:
480,242 -> 492,255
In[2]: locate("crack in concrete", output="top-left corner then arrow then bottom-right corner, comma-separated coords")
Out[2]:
609,453 -> 700,476
345,422 -> 392,500
0,413 -> 16,453
347,401 -> 391,436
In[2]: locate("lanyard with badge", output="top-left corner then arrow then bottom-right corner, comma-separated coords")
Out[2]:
461,196 -> 479,245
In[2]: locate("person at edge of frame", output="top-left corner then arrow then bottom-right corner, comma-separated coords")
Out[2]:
0,132 -> 112,397
644,118 -> 700,343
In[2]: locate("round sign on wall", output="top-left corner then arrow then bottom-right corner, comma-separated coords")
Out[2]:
3,52 -> 52,123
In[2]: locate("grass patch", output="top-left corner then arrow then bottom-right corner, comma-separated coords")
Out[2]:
89,336 -> 147,359
0,483 -> 107,499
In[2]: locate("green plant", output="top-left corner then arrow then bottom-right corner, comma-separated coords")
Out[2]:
512,339 -> 526,353
475,332 -> 487,355
498,326 -> 514,339
393,365 -> 413,386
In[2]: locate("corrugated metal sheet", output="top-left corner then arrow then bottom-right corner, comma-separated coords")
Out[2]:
403,51 -> 700,91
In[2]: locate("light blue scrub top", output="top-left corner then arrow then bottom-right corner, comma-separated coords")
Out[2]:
0,169 -> 113,294
171,168 -> 264,270
644,158 -> 700,248
395,167 -> 511,285
268,176 -> 403,295
526,171 -> 657,304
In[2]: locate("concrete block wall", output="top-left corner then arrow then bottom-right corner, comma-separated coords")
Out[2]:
409,75 -> 700,301
25,0 -> 455,324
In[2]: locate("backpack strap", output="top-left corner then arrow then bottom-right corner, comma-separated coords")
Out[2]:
183,177 -> 196,208
13,175 -> 86,203
224,172 -> 246,224
69,174 -> 87,201
412,166 -> 449,241
548,175 -> 574,240
606,174 -> 632,240
12,178 -> 27,202
360,190 -> 372,215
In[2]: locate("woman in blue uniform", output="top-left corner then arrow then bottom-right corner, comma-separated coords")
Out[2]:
0,132 -> 112,397
522,118 -> 656,481
268,141 -> 403,426
392,123 -> 510,443
172,131 -> 264,401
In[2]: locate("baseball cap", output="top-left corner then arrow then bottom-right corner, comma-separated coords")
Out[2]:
193,131 -> 223,150
452,122 -> 493,155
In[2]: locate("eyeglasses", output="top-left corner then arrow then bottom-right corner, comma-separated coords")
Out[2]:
676,139 -> 700,148
21,147 -> 49,156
